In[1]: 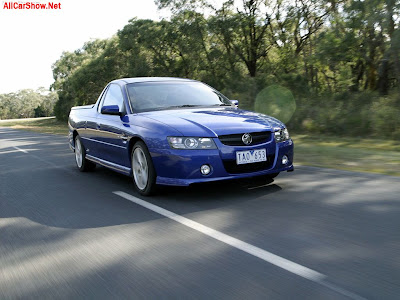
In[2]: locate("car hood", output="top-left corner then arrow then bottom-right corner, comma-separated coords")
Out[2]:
139,107 -> 284,136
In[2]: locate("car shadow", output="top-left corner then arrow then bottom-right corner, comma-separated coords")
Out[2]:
94,165 -> 284,218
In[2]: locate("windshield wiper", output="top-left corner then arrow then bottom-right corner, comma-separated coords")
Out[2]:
167,104 -> 202,109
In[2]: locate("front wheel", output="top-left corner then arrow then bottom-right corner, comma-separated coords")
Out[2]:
131,141 -> 156,196
74,135 -> 96,172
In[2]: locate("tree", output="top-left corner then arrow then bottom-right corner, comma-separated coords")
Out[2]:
0,89 -> 58,119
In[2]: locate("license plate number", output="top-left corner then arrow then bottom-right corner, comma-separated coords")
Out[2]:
236,149 -> 267,165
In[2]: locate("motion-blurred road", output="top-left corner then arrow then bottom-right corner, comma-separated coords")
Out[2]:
1,127 -> 399,299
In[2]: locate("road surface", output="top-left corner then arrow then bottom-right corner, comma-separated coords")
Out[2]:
1,127 -> 399,299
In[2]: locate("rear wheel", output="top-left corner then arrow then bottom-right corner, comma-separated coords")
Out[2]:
131,141 -> 156,196
74,135 -> 96,172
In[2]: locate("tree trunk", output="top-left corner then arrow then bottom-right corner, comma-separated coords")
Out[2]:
245,60 -> 257,77
378,58 -> 390,95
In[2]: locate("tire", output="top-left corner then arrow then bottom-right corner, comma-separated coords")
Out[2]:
265,172 -> 279,180
74,135 -> 96,172
131,141 -> 156,196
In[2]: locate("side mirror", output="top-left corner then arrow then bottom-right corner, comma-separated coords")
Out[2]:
230,100 -> 239,107
101,105 -> 122,116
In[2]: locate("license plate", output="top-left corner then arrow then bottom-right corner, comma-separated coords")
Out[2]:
236,149 -> 267,165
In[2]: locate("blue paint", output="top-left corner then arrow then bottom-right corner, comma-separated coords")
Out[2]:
68,78 -> 294,186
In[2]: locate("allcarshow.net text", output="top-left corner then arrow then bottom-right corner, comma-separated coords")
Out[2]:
3,2 -> 61,9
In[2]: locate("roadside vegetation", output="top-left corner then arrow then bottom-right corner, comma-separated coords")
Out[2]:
0,88 -> 58,120
49,0 -> 400,141
294,135 -> 400,176
1,118 -> 399,176
0,117 -> 68,135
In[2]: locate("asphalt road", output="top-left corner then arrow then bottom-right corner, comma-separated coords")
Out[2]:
1,127 -> 400,299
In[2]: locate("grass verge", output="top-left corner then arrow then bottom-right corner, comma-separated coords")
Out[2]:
1,117 -> 399,176
0,117 -> 68,136
293,135 -> 400,177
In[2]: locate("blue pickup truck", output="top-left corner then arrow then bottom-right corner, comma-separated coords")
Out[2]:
69,77 -> 294,195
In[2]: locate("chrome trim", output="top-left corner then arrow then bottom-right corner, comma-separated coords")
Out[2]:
86,154 -> 131,175
241,133 -> 252,145
81,137 -> 126,149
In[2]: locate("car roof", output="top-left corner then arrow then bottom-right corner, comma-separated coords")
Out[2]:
111,77 -> 197,84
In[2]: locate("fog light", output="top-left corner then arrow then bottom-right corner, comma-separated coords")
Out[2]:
200,164 -> 211,175
282,155 -> 289,165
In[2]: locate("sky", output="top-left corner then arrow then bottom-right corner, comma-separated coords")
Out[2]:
0,0 -> 167,94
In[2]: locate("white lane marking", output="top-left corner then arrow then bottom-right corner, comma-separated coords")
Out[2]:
114,191 -> 366,300
0,149 -> 26,154
114,191 -> 322,280
13,146 -> 28,153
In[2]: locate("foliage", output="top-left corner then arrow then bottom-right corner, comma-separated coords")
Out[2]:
0,88 -> 58,120
255,85 -> 296,124
53,38 -> 129,120
371,93 -> 400,139
51,0 -> 400,136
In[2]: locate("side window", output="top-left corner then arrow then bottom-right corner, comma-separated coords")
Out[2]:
101,84 -> 125,112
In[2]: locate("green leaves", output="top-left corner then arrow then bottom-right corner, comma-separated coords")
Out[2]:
255,85 -> 296,123
49,0 -> 400,138
0,89 -> 58,120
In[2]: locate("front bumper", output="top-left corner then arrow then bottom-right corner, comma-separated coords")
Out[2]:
150,138 -> 294,186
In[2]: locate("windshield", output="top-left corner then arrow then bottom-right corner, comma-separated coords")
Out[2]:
126,81 -> 232,112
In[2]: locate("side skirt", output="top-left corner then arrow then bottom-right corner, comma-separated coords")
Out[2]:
86,154 -> 131,176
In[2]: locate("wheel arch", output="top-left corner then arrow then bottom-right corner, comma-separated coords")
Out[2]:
72,130 -> 79,148
128,136 -> 146,162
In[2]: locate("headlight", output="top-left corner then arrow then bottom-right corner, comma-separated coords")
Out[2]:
274,128 -> 290,143
168,137 -> 217,149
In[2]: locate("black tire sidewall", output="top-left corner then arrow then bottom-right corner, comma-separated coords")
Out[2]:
132,141 -> 156,196
75,135 -> 95,172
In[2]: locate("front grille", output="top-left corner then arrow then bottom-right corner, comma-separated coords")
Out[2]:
219,131 -> 271,146
223,155 -> 275,174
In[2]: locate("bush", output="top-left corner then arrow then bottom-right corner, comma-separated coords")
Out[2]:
371,94 -> 400,139
288,92 -> 400,138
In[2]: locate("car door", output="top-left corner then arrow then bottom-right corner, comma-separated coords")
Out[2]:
81,86 -> 109,159
95,84 -> 128,167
